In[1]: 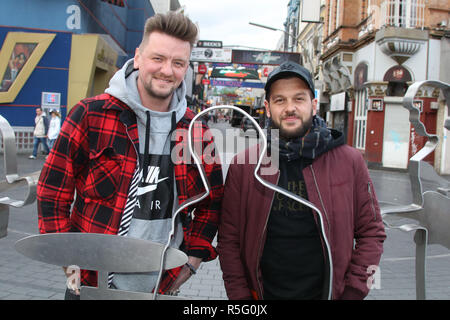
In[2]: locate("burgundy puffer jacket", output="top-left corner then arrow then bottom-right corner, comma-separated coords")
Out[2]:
217,144 -> 386,300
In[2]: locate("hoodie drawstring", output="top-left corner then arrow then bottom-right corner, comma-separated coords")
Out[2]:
141,111 -> 177,184
142,111 -> 151,181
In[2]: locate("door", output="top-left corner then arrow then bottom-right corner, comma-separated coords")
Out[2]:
382,99 -> 410,169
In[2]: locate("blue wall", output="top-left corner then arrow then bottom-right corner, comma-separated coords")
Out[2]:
0,0 -> 77,32
0,0 -> 154,127
0,27 -> 71,126
0,0 -> 154,67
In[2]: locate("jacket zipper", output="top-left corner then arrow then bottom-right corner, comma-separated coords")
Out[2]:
310,165 -> 333,299
310,166 -> 330,233
255,172 -> 279,300
368,182 -> 377,221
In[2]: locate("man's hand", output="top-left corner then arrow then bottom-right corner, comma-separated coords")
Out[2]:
166,256 -> 202,294
63,266 -> 80,295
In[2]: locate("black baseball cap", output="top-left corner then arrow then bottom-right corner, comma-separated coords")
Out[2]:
265,61 -> 315,98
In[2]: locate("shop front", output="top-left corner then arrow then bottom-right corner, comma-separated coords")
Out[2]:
0,28 -> 119,153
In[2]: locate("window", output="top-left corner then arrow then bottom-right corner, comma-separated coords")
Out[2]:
381,0 -> 425,28
335,0 -> 341,29
353,89 -> 368,150
328,0 -> 334,35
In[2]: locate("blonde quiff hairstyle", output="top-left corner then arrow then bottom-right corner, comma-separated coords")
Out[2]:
140,12 -> 198,49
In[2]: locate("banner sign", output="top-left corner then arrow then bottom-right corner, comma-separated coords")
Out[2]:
232,49 -> 302,65
212,63 -> 259,70
191,48 -> 232,63
330,92 -> 346,112
197,40 -> 223,48
210,79 -> 264,89
210,66 -> 260,80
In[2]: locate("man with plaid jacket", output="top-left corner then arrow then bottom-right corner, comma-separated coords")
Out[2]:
37,12 -> 223,299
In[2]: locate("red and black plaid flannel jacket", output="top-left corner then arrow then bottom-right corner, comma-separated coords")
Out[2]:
37,93 -> 224,293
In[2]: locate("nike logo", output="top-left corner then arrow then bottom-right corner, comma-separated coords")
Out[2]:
137,176 -> 169,196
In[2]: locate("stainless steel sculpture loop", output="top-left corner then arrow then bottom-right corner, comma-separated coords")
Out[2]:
188,105 -> 333,300
381,80 -> 450,300
0,114 -> 40,238
15,232 -> 188,300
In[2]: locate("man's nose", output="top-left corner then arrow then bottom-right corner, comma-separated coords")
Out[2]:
285,99 -> 297,113
159,60 -> 173,76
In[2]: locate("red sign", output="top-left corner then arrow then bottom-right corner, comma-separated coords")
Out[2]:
202,79 -> 210,85
383,65 -> 411,82
198,64 -> 207,74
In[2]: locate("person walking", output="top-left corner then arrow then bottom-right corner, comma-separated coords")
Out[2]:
37,12 -> 223,300
47,109 -> 61,150
217,61 -> 386,300
29,107 -> 50,159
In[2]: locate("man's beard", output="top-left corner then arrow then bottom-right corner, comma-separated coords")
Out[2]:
271,110 -> 314,140
143,77 -> 176,100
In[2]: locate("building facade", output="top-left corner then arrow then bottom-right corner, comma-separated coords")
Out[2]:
320,0 -> 450,173
296,1 -> 327,119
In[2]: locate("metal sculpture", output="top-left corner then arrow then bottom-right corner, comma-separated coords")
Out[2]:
380,80 -> 450,300
0,114 -> 40,238
15,232 -> 188,300
190,105 -> 333,300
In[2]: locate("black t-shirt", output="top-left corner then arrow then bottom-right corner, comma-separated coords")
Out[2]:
260,157 -> 325,300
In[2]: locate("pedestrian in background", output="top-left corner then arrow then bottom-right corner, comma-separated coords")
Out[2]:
29,107 -> 49,159
218,61 -> 386,300
37,12 -> 223,300
47,109 -> 61,150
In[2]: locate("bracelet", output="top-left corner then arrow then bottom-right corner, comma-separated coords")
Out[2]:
185,262 -> 197,275
167,289 -> 180,296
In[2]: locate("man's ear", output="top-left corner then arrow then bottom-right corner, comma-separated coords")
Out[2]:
133,47 -> 140,69
312,98 -> 318,116
264,99 -> 271,118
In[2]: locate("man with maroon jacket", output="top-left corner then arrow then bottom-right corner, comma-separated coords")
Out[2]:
37,12 -> 223,299
217,61 -> 385,300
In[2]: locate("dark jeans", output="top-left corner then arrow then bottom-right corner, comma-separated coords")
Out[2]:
64,288 -> 80,300
32,137 -> 50,157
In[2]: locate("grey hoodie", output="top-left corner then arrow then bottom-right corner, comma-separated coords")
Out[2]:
105,59 -> 186,292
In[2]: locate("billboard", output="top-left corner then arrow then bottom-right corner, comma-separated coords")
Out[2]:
210,79 -> 264,89
190,47 -> 232,63
232,49 -> 302,65
210,66 -> 260,80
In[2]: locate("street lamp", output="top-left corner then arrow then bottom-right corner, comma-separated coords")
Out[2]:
248,22 -> 284,33
249,22 -> 298,52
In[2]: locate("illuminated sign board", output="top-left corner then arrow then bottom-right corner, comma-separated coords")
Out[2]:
197,40 -> 222,48
210,66 -> 260,80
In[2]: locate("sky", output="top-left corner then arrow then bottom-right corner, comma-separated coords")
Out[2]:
178,0 -> 290,51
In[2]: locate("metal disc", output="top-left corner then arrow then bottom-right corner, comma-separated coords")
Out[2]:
15,233 -> 187,272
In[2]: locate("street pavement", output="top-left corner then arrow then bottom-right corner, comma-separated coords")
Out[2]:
0,121 -> 449,300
